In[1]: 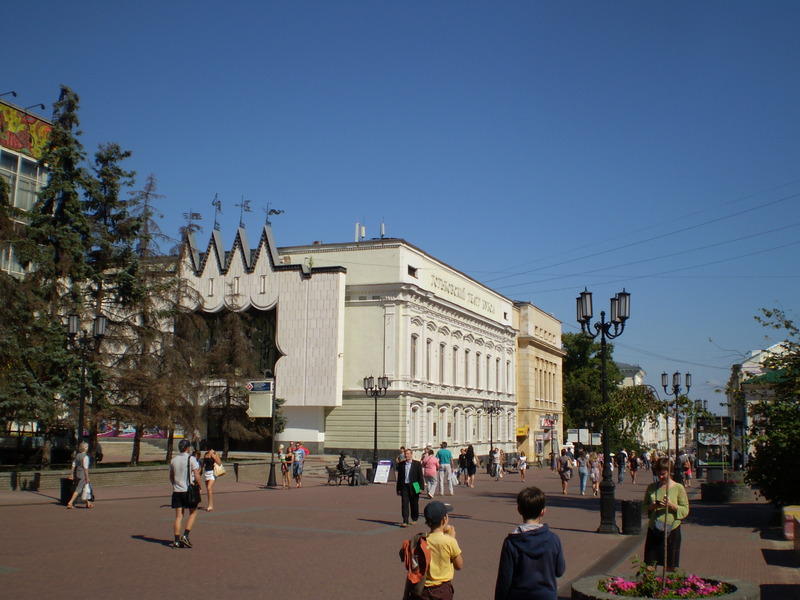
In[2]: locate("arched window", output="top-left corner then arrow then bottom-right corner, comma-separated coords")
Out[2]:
426,339 -> 432,382
410,405 -> 420,448
466,410 -> 475,442
452,346 -> 459,388
453,408 -> 462,443
426,406 -> 435,445
464,349 -> 471,388
439,342 -> 446,385
476,352 -> 481,389
439,408 -> 449,444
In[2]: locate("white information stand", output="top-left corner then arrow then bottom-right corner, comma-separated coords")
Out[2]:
373,460 -> 392,484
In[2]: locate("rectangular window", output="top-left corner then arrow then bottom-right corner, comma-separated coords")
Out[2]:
234,277 -> 240,294
208,278 -> 215,296
407,265 -> 418,278
452,348 -> 458,387
476,352 -> 481,389
260,275 -> 266,294
496,358 -> 501,393
465,350 -> 470,388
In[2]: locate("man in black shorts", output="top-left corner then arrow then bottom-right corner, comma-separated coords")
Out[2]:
169,439 -> 202,548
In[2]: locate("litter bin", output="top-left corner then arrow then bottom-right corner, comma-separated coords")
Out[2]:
60,477 -> 74,506
621,500 -> 643,535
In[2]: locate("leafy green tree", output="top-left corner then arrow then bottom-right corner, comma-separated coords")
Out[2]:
562,332 -> 661,450
745,308 -> 800,505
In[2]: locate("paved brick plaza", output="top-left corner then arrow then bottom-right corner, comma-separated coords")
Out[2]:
1,466 -> 797,599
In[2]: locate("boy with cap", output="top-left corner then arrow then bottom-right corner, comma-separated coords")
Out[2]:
494,486 -> 565,600
420,500 -> 463,599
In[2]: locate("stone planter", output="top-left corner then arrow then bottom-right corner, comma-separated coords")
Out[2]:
701,482 -> 750,503
571,574 -> 759,600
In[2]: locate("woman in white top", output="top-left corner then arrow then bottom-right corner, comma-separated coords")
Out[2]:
518,452 -> 528,482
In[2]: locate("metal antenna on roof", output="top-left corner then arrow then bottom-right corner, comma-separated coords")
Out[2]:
0,91 -> 17,98
235,196 -> 252,228
211,193 -> 222,231
264,201 -> 284,225
24,103 -> 46,111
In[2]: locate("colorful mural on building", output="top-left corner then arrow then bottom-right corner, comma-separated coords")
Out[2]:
0,102 -> 51,159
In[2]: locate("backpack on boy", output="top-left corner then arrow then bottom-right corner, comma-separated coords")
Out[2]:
399,532 -> 430,599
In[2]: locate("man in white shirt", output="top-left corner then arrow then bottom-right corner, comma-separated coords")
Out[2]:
169,438 -> 202,548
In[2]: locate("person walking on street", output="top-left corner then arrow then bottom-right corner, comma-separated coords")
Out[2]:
589,452 -> 601,496
278,444 -> 291,489
66,441 -> 94,509
421,448 -> 440,498
416,501 -> 463,600
492,448 -> 501,480
396,448 -> 424,527
616,449 -> 628,485
466,444 -> 478,488
518,451 -> 527,482
169,439 -> 202,548
457,448 -> 469,486
576,449 -> 589,496
201,442 -> 222,511
557,449 -> 572,495
437,442 -> 454,496
629,451 -> 639,485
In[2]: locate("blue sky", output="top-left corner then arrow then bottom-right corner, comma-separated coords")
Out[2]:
6,1 -> 799,410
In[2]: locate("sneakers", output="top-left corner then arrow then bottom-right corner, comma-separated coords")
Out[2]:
169,541 -> 182,549
179,535 -> 192,548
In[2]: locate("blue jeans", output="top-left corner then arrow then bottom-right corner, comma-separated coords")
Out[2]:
618,467 -> 625,484
578,468 -> 589,494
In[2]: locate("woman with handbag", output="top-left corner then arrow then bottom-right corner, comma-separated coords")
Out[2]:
66,441 -> 94,509
557,448 -> 572,495
278,444 -> 292,489
201,442 -> 223,512
465,444 -> 478,488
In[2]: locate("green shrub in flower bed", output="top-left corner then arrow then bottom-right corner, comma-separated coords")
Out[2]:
700,481 -> 750,503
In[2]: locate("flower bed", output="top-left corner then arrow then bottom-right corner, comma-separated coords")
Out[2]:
571,574 -> 758,600
601,573 -> 732,598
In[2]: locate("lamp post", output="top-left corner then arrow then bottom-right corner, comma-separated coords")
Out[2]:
576,287 -> 630,534
483,399 -> 501,476
363,375 -> 390,473
661,371 -> 691,484
67,314 -> 107,448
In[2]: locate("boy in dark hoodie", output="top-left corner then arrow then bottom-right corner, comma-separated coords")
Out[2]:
494,486 -> 565,600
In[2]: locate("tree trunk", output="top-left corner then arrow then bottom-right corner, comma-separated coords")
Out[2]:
165,427 -> 174,462
131,423 -> 143,465
41,430 -> 53,468
222,387 -> 231,461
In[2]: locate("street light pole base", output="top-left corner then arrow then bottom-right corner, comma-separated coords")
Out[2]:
266,462 -> 277,487
597,479 -> 619,534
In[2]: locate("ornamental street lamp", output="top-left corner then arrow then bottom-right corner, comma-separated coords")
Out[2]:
363,375 -> 390,473
483,399 -> 501,476
662,371 -> 691,483
576,287 -> 630,534
67,314 -> 107,449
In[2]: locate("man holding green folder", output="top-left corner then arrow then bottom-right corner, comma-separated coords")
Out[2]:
396,448 -> 425,527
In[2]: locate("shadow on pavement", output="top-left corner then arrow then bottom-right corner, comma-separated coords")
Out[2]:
686,502 -> 776,529
357,519 -> 400,527
131,534 -> 173,547
761,548 -> 799,568
761,583 -> 800,600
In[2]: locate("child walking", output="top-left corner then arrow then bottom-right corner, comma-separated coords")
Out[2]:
421,501 -> 463,599
495,486 -> 565,600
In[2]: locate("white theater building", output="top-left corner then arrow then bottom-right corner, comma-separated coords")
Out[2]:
281,237 -> 518,459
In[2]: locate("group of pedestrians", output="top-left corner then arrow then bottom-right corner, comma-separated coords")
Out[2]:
399,455 -> 691,600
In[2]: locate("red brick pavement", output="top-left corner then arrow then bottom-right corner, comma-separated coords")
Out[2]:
0,467 -> 796,599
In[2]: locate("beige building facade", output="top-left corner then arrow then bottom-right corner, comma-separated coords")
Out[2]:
513,302 -> 564,464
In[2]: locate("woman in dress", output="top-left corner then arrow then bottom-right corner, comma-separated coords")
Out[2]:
66,441 -> 94,509
457,448 -> 469,486
557,448 -> 572,495
517,451 -> 527,482
629,450 -> 639,484
643,457 -> 690,571
278,444 -> 291,489
421,448 -> 439,498
201,442 -> 222,511
465,444 -> 477,488
589,452 -> 601,496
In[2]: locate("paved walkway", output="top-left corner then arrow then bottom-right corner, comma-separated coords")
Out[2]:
0,466 -> 796,599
